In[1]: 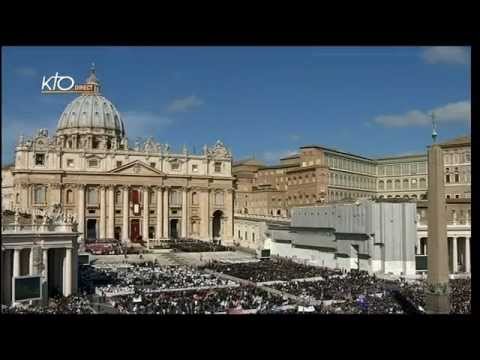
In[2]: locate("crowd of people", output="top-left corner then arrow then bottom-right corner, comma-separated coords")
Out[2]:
397,278 -> 471,314
202,257 -> 340,282
3,256 -> 471,315
2,295 -> 95,314
172,239 -> 233,253
83,262 -> 238,297
271,270 -> 387,301
110,286 -> 297,314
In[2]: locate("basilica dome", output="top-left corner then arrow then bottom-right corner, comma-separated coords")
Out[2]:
56,66 -> 125,137
57,94 -> 125,136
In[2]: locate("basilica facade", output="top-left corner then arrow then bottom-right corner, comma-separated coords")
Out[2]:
10,68 -> 235,247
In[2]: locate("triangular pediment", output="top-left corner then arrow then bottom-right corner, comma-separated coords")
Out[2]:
109,160 -> 164,176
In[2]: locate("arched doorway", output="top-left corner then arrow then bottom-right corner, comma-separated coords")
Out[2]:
212,210 -> 223,240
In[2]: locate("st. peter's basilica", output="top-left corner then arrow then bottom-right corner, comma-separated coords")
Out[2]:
10,67 -> 235,248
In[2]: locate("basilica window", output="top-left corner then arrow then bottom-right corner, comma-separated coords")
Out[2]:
411,163 -> 417,175
215,192 -> 225,206
116,161 -> 122,167
466,152 -> 471,163
35,153 -> 45,166
214,162 -> 222,173
411,179 -> 418,189
150,162 -> 156,168
395,179 -> 401,190
192,164 -> 198,173
87,187 -> 98,204
386,180 -> 392,190
66,189 -> 73,204
16,193 -> 20,204
418,162 -> 427,174
403,179 -> 409,190
444,154 -> 451,165
446,174 -> 451,183
192,192 -> 199,206
67,159 -> 74,168
88,159 -> 99,168
115,191 -> 122,204
419,178 -> 426,189
169,190 -> 181,206
171,161 -> 180,171
455,173 -> 459,183
34,185 -> 47,204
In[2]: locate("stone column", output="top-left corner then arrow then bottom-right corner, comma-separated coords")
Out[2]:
64,248 -> 72,297
163,186 -> 169,238
29,248 -> 34,275
224,189 -> 234,243
12,249 -> 20,304
156,187 -> 163,240
3,250 -> 12,306
452,210 -> 457,225
122,185 -> 129,242
452,237 -> 458,273
416,237 -> 421,255
465,237 -> 471,273
77,184 -> 85,242
425,144 -> 450,313
107,185 -> 115,239
143,186 -> 150,248
42,249 -> 48,279
42,249 -> 48,305
181,187 -> 188,238
99,185 -> 106,239
200,188 -> 210,241
20,183 -> 29,209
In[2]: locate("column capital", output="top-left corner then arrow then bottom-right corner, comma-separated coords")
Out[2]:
106,184 -> 116,191
99,184 -> 107,191
120,184 -> 130,191
49,183 -> 63,190
19,182 -> 30,189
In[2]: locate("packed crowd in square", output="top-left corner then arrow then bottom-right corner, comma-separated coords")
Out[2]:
110,286 -> 297,314
1,295 -> 95,314
3,256 -> 471,314
202,257 -> 336,282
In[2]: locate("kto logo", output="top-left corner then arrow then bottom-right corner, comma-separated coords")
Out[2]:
41,72 -> 75,92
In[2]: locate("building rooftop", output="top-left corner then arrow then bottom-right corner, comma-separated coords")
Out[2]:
299,145 -> 375,162
233,158 -> 266,167
375,153 -> 427,161
438,135 -> 471,147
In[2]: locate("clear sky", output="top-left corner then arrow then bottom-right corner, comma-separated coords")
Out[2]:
2,46 -> 470,165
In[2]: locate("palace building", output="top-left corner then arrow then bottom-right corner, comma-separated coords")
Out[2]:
8,67 -> 235,248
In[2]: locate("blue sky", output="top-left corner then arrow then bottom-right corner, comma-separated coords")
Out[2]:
2,46 -> 470,165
